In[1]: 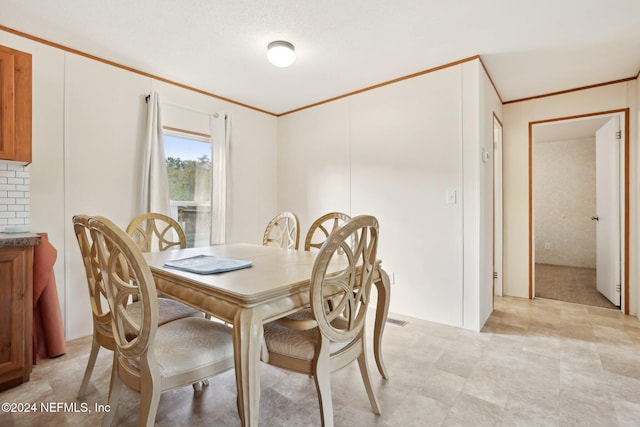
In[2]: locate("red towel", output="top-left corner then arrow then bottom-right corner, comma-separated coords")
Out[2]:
32,233 -> 66,363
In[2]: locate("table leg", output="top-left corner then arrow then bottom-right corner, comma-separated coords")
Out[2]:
373,266 -> 391,380
233,307 -> 264,427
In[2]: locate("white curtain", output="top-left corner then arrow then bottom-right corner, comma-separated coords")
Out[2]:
140,92 -> 171,216
210,113 -> 230,244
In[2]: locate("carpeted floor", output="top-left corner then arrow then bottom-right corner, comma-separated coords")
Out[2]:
535,263 -> 618,310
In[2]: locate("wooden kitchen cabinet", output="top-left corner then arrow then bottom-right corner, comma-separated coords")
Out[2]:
0,45 -> 32,163
0,236 -> 39,391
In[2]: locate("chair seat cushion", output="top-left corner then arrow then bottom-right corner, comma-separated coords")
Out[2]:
282,308 -> 314,321
126,297 -> 202,326
264,312 -> 349,361
100,299 -> 202,342
152,318 -> 233,378
264,319 -> 318,360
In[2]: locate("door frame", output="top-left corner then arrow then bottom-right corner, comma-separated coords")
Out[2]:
493,113 -> 503,298
528,108 -> 629,313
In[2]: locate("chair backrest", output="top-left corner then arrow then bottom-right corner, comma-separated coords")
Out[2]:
304,212 -> 351,251
263,211 -> 300,250
72,215 -> 112,334
126,212 -> 186,253
310,215 -> 379,343
89,216 -> 158,363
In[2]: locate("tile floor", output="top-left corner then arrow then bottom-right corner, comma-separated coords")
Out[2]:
1,296 -> 640,426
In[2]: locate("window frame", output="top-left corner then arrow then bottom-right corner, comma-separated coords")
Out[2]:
163,127 -> 213,248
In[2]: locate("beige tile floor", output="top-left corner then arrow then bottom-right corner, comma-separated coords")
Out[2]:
1,296 -> 640,426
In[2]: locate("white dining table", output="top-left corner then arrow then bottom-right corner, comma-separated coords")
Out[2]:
143,243 -> 390,427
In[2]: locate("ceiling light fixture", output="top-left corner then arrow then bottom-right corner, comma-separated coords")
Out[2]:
267,40 -> 296,68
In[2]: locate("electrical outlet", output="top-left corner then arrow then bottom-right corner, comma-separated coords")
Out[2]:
544,243 -> 551,250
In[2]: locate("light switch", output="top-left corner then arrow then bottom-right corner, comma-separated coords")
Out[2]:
482,149 -> 490,163
446,189 -> 457,205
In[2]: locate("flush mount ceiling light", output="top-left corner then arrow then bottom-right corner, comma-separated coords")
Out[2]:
267,40 -> 296,67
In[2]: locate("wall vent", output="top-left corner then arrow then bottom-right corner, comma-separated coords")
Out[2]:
386,318 -> 408,327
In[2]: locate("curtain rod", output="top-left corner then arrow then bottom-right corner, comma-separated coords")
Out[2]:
145,94 -> 222,117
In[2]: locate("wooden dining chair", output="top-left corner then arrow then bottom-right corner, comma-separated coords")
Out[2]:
126,212 -> 186,252
126,212 -> 194,305
303,211 -> 390,380
262,211 -> 300,250
298,211 -> 353,316
304,211 -> 351,251
88,215 -> 235,427
262,215 -> 381,427
72,215 -> 203,400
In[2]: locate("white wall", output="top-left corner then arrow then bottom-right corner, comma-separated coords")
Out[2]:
1,27 -> 508,335
350,64 -> 464,328
278,59 -> 501,330
502,81 -> 638,315
64,54 -> 150,335
277,99 -> 351,223
0,29 -> 279,339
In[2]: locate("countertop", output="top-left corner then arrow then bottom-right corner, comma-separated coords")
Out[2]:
0,232 -> 41,248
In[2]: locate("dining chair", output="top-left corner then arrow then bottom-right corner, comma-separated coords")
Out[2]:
126,212 -> 186,253
73,215 -> 203,400
299,211 -> 353,314
88,215 -> 235,427
126,212 -> 196,306
304,212 -> 389,379
262,215 -> 381,427
262,211 -> 300,250
304,211 -> 351,251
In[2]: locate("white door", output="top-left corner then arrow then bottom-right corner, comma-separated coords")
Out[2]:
595,117 -> 621,306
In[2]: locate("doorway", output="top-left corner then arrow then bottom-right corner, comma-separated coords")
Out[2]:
529,110 -> 628,312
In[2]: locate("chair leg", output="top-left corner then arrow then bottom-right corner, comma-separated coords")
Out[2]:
77,334 -> 101,399
138,379 -> 161,427
101,363 -> 122,427
192,378 -> 210,391
107,350 -> 118,399
373,269 -> 391,380
313,342 -> 334,427
357,351 -> 381,415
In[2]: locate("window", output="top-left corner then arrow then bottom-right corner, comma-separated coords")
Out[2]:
164,132 -> 212,247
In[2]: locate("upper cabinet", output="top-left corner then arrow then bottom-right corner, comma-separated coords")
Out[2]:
0,45 -> 32,164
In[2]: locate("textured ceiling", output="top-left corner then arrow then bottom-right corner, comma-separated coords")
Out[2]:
1,0 -> 640,115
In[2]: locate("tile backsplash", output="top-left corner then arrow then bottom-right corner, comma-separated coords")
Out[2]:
0,161 -> 30,232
